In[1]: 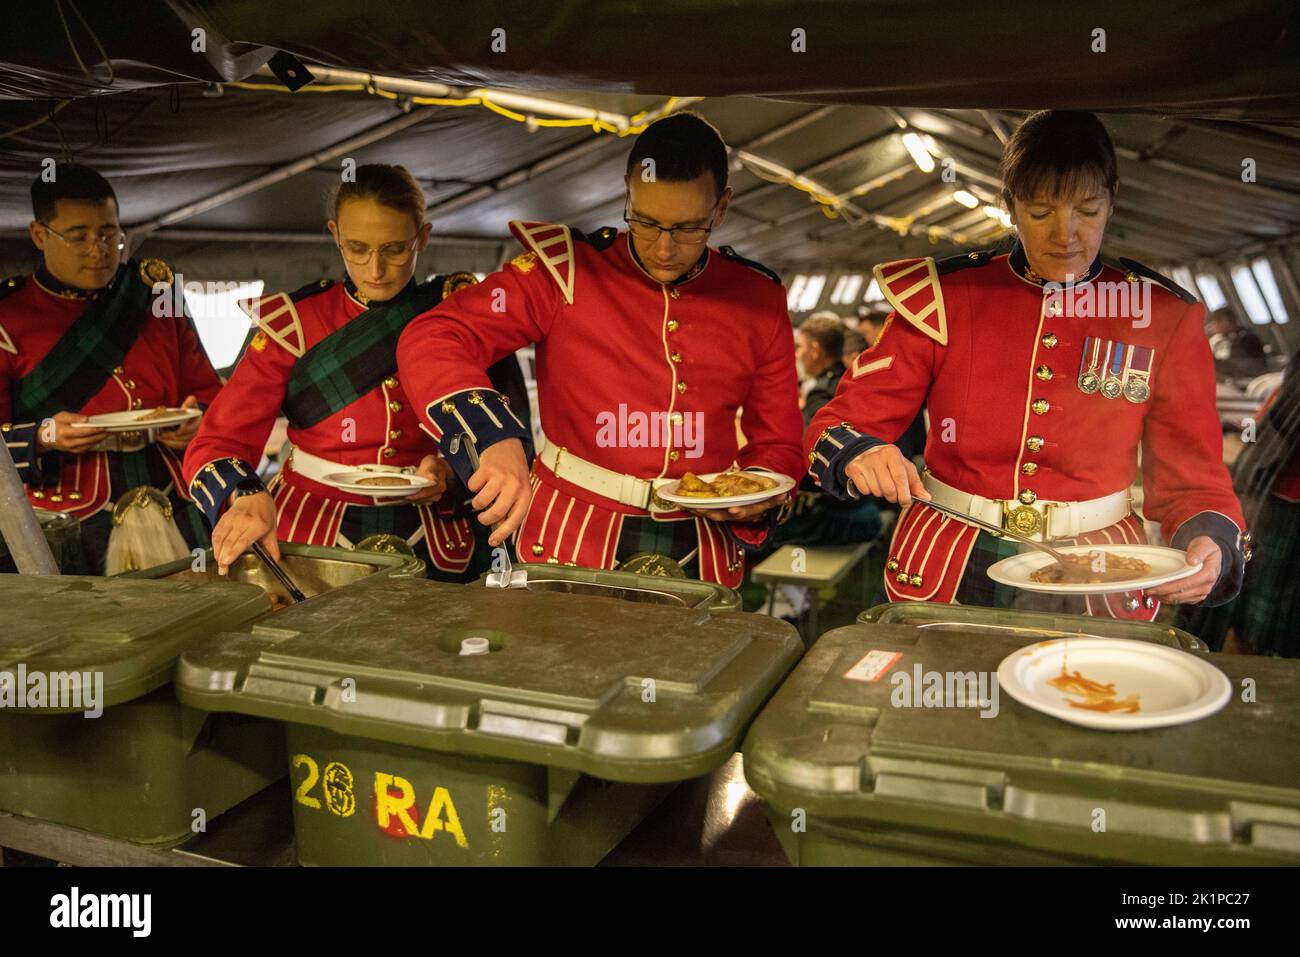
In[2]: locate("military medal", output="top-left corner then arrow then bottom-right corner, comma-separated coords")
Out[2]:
1123,345 -> 1154,403
1101,341 -> 1126,399
1077,336 -> 1103,394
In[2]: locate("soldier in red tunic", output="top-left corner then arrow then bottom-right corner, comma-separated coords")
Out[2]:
396,113 -> 804,587
183,165 -> 528,580
0,165 -> 219,573
806,111 -> 1248,619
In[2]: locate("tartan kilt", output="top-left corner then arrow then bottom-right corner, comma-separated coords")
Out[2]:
614,514 -> 700,577
1181,495 -> 1300,657
335,498 -> 491,584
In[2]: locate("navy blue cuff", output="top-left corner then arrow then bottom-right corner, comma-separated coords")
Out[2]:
427,389 -> 531,485
1171,511 -> 1246,607
808,422 -> 884,500
189,457 -> 264,527
2,419 -> 52,485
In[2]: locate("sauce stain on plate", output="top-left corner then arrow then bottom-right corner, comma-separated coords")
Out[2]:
1049,666 -> 1141,714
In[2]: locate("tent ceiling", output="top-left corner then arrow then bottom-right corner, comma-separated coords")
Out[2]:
1,2 -> 1298,274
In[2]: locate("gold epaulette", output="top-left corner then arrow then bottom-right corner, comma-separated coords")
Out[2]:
872,257 -> 948,346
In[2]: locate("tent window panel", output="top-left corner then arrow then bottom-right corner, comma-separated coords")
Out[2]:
1171,267 -> 1196,296
1230,264 -> 1272,324
1250,258 -> 1289,325
831,274 -> 864,305
1194,273 -> 1227,312
796,274 -> 827,312
863,277 -> 884,302
786,274 -> 808,311
183,280 -> 264,370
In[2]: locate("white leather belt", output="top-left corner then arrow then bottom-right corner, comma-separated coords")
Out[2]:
89,432 -> 151,453
287,447 -> 413,486
537,434 -> 671,512
923,470 -> 1130,542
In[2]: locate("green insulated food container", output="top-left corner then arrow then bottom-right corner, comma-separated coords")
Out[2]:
0,508 -> 82,574
477,563 -> 741,613
860,602 -> 1206,652
0,574 -> 281,846
743,623 -> 1300,866
122,541 -> 426,597
176,574 -> 802,866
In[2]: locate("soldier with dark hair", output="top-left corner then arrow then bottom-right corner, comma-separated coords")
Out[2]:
398,112 -> 803,586
0,164 -> 219,573
807,111 -> 1248,619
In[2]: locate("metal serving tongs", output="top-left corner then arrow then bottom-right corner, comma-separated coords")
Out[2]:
919,498 -> 1108,583
450,432 -> 528,589
251,542 -> 308,603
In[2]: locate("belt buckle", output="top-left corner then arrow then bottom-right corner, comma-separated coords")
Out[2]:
1002,501 -> 1043,539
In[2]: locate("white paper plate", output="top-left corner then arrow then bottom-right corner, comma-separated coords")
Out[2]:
987,543 -> 1200,595
997,637 -> 1231,730
70,408 -> 201,431
321,469 -> 432,498
656,471 -> 796,508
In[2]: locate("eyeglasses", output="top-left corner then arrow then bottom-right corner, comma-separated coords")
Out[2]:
337,234 -> 420,267
623,198 -> 719,246
41,223 -> 126,255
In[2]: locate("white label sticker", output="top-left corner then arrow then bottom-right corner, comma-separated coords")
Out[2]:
843,650 -> 903,683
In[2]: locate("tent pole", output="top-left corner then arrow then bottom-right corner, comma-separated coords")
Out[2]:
0,442 -> 59,575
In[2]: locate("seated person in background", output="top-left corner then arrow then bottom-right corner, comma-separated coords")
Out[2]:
842,329 -> 868,369
1207,307 -> 1267,380
797,315 -> 847,427
758,316 -> 881,559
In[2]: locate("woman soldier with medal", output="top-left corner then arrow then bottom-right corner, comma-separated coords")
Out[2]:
805,110 -> 1248,619
183,164 -> 529,580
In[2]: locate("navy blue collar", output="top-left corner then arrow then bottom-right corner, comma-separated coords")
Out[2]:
1008,241 -> 1103,287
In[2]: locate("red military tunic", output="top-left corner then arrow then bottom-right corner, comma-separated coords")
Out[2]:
396,221 -> 804,587
806,246 -> 1248,617
183,278 -> 475,573
0,265 -> 219,519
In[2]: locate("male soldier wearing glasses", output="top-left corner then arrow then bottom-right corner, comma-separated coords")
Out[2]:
397,112 -> 803,586
0,164 -> 219,573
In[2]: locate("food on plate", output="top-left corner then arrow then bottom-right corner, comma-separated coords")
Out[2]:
135,406 -> 180,422
1028,550 -> 1153,584
675,470 -> 779,498
356,475 -> 412,487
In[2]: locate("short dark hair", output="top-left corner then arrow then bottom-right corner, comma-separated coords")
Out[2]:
329,163 -> 426,227
625,112 -> 729,197
1000,111 -> 1118,208
30,164 -> 117,222
842,329 -> 868,356
799,316 -> 846,358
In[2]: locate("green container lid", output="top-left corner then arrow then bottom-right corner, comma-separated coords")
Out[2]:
177,574 -> 801,783
744,623 -> 1300,865
476,563 -> 740,613
860,601 -> 1206,652
120,541 -> 425,596
0,574 -> 270,711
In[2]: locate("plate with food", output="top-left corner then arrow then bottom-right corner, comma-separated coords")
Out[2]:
997,637 -> 1231,730
987,543 -> 1200,595
656,469 -> 796,508
321,470 -> 432,498
71,407 -> 201,431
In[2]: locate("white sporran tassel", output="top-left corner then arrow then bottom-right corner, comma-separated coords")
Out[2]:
105,486 -> 191,575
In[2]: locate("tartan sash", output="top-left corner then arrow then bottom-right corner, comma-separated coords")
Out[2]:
13,260 -> 154,422
1233,368 -> 1300,520
282,280 -> 441,429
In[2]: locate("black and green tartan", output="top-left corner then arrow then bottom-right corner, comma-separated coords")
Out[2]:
13,260 -> 154,422
337,501 -> 494,584
614,515 -> 700,576
1178,496 -> 1300,656
282,281 -> 441,429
